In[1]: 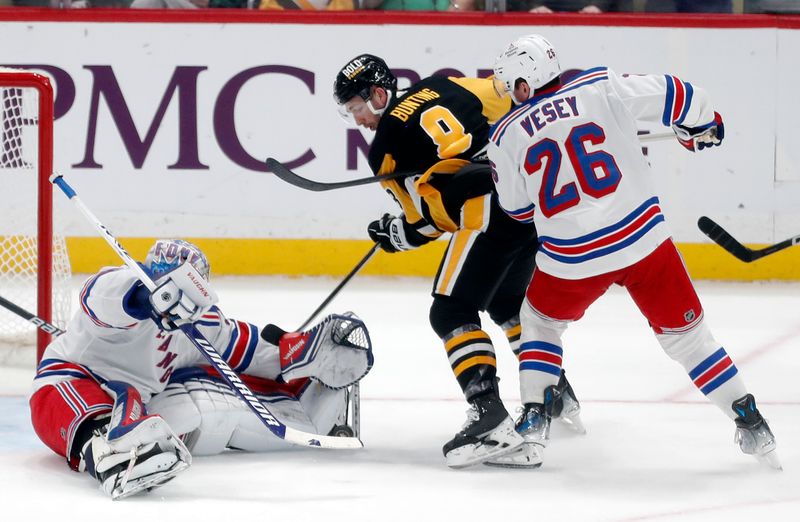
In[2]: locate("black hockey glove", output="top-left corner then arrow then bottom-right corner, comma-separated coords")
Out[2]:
367,214 -> 414,253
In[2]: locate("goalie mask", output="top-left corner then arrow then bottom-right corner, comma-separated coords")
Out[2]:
144,239 -> 210,281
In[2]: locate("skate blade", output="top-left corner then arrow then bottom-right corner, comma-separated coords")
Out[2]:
484,443 -> 543,469
757,450 -> 783,471
445,419 -> 524,469
111,459 -> 190,500
556,412 -> 587,435
446,439 -> 522,469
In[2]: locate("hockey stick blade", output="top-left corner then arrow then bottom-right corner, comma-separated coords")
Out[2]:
266,158 -> 412,192
698,216 -> 800,263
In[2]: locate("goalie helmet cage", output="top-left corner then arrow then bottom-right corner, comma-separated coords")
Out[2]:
0,68 -> 71,364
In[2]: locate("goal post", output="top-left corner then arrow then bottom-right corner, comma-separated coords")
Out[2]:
0,68 -> 71,364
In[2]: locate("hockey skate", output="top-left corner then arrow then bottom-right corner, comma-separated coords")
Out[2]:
732,394 -> 781,470
443,391 -> 523,469
328,382 -> 360,438
552,370 -> 586,434
484,385 -> 557,469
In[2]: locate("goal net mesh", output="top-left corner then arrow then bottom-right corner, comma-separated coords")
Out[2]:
0,69 -> 72,366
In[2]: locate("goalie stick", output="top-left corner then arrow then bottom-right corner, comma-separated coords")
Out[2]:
697,216 -> 800,263
265,132 -> 674,193
50,173 -> 362,450
0,294 -> 65,337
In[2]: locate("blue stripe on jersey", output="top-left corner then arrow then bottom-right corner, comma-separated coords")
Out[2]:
541,214 -> 664,264
564,66 -> 608,83
662,75 -> 675,126
36,370 -> 93,380
490,103 -> 531,146
676,82 -> 694,125
555,73 -> 609,97
80,271 -> 119,329
222,322 -> 239,360
539,197 -> 660,246
36,358 -> 106,383
234,323 -> 260,373
503,203 -> 535,223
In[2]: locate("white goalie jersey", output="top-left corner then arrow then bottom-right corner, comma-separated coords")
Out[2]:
489,68 -> 717,279
32,265 -> 373,453
33,266 -> 282,401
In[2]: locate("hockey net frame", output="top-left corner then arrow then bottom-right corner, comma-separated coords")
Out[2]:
0,68 -> 71,364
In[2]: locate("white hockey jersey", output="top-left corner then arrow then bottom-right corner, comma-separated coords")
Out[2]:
489,67 -> 716,279
33,266 -> 280,402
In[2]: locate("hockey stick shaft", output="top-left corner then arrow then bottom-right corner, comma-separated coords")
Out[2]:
0,294 -> 65,337
266,157 -> 412,192
296,242 -> 379,332
50,174 -> 361,450
267,132 -> 674,193
697,216 -> 800,262
637,131 -> 674,143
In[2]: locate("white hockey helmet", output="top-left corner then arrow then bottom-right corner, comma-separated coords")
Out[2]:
493,34 -> 561,104
144,239 -> 210,281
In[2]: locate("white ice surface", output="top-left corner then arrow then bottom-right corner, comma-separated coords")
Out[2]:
1,276 -> 799,521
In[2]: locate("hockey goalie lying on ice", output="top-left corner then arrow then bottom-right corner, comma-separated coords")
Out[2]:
29,239 -> 373,500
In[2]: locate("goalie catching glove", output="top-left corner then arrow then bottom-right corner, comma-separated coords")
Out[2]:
261,312 -> 374,389
673,111 -> 725,152
149,260 -> 218,331
79,381 -> 191,500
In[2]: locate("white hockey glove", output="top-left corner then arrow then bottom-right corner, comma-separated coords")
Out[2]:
673,111 -> 725,152
80,381 -> 191,500
268,312 -> 374,389
367,214 -> 415,253
149,260 -> 218,331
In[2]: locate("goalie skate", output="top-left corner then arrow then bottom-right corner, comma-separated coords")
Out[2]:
108,443 -> 190,500
328,382 -> 360,438
732,394 -> 781,470
443,392 -> 523,469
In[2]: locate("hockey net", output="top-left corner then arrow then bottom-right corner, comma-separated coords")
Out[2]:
0,68 -> 71,366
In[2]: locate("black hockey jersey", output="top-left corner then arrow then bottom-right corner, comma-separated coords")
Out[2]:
368,76 -> 512,241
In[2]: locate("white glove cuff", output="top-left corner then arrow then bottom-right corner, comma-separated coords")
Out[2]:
388,218 -> 413,251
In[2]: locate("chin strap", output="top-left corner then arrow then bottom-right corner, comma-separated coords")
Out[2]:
367,89 -> 393,116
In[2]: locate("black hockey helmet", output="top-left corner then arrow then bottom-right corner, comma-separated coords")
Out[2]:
333,54 -> 397,105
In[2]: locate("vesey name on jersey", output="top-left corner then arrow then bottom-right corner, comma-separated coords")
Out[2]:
389,88 -> 441,122
520,96 -> 579,137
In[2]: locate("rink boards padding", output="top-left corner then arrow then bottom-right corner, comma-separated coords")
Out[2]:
64,237 -> 800,281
